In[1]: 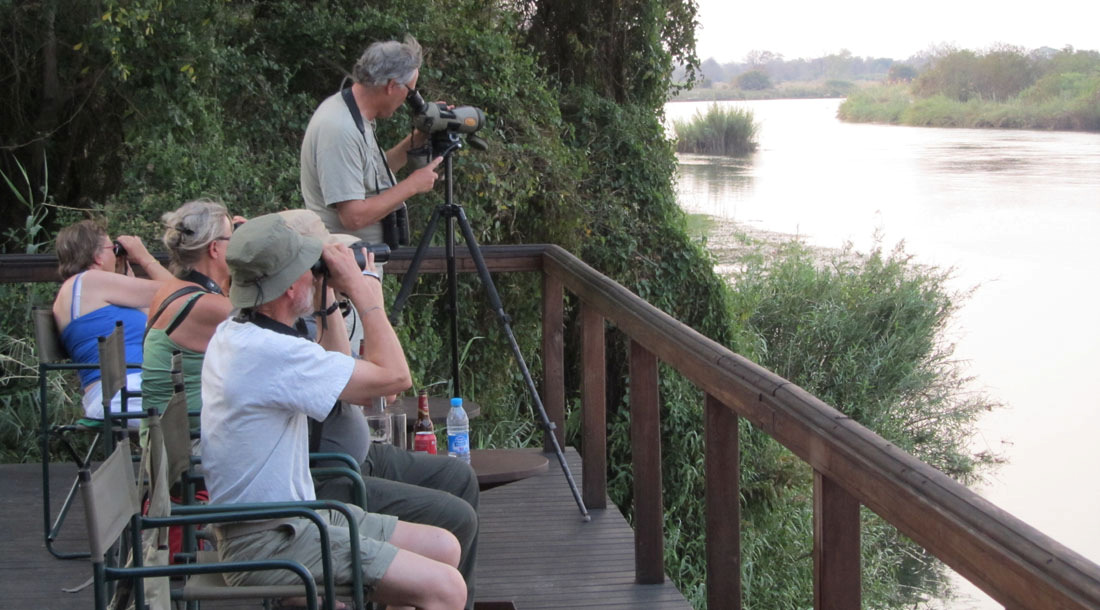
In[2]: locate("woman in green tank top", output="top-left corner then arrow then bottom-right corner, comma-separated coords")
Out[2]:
140,199 -> 237,434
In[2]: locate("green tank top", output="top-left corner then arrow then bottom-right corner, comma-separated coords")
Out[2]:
140,292 -> 206,438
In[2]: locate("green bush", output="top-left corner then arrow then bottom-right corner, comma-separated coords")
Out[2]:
593,236 -> 999,608
736,70 -> 772,91
0,282 -> 90,463
725,240 -> 998,607
673,104 -> 759,156
837,84 -> 912,123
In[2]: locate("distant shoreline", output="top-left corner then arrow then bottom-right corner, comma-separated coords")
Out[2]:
671,84 -> 855,103
838,84 -> 1100,133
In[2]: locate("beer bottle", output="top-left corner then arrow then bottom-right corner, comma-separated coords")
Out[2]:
412,389 -> 437,454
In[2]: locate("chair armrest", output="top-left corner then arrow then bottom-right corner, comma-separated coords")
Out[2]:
309,466 -> 368,510
176,455 -> 367,507
147,506 -> 338,610
309,451 -> 362,473
106,559 -> 320,610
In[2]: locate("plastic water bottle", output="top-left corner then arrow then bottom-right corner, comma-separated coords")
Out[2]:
446,397 -> 471,463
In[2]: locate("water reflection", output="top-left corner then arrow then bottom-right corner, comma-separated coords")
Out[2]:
676,154 -> 755,217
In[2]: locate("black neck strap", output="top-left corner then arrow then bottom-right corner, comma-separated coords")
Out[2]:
181,269 -> 224,295
235,310 -> 307,339
340,86 -> 395,190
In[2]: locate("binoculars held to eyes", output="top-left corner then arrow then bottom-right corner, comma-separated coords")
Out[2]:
310,241 -> 391,276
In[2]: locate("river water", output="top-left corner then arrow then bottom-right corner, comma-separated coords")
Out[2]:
665,98 -> 1100,608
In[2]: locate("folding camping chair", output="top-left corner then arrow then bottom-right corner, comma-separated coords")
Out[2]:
33,306 -> 101,559
34,310 -> 142,559
147,405 -> 366,610
78,438 -> 363,610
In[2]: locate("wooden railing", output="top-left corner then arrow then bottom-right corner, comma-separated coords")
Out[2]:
6,245 -> 1100,609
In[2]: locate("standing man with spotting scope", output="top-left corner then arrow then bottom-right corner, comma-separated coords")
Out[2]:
300,35 -> 443,250
299,37 -> 481,610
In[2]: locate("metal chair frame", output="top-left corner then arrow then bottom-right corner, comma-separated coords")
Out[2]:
80,442 -> 353,610
32,307 -> 140,559
153,377 -> 369,609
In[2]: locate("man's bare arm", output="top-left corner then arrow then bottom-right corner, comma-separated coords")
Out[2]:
334,156 -> 444,231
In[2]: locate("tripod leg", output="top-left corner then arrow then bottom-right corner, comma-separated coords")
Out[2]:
453,207 -> 590,520
389,204 -> 445,325
446,215 -> 461,395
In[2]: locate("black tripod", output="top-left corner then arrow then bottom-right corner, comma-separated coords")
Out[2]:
389,150 -> 590,521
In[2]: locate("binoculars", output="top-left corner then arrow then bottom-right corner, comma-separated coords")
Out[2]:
311,241 -> 390,275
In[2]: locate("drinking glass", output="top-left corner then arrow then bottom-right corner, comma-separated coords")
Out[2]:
364,396 -> 391,444
390,412 -> 408,449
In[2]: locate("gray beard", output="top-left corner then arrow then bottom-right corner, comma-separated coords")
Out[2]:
291,284 -> 315,319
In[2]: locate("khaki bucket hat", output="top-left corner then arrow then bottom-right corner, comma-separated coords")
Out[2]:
226,213 -> 323,308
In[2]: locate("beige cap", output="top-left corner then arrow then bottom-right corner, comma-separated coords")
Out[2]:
277,209 -> 361,247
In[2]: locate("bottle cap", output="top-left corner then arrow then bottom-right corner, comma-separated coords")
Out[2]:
451,397 -> 463,408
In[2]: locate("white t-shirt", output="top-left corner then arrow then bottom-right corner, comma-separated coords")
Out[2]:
200,317 -> 355,506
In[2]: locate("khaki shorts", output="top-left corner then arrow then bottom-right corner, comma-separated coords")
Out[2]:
216,505 -> 399,591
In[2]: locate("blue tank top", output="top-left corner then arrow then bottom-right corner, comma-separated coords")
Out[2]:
59,273 -> 147,388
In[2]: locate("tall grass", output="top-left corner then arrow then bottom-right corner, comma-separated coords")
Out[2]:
837,84 -> 912,124
0,154 -> 90,463
0,279 -> 93,463
631,237 -> 1001,608
673,104 -> 759,156
726,240 -> 999,607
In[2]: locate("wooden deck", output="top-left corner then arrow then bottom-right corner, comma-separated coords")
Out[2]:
0,448 -> 691,609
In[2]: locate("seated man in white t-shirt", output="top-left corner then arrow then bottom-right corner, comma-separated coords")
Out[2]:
200,213 -> 465,609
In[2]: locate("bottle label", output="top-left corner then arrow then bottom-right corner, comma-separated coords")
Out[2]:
414,431 -> 437,454
447,431 -> 470,455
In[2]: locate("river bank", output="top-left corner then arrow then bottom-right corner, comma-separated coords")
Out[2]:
690,213 -> 854,276
839,83 -> 1100,132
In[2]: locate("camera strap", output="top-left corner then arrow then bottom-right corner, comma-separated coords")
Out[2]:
340,87 -> 395,190
233,310 -> 307,339
182,269 -> 224,295
341,86 -> 405,249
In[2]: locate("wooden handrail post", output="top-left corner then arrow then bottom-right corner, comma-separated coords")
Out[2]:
705,393 -> 741,609
814,470 -> 861,609
580,303 -> 607,508
541,272 -> 566,452
630,339 -> 664,584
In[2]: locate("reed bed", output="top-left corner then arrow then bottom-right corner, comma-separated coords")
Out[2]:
673,104 -> 760,156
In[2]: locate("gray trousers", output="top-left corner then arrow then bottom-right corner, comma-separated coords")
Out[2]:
315,442 -> 479,610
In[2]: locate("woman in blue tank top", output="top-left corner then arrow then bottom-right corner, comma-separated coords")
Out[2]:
51,220 -> 173,424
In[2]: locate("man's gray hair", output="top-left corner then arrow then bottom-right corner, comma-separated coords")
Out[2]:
352,35 -> 422,87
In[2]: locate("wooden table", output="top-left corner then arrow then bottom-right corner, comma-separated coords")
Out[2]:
389,396 -> 481,425
470,448 -> 549,490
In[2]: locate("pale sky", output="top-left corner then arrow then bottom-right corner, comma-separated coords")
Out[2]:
694,0 -> 1100,63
